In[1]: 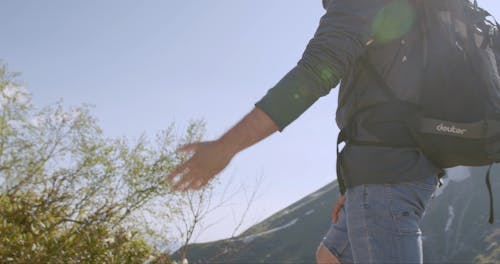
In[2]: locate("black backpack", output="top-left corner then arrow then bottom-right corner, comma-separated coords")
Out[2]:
414,0 -> 500,168
344,0 -> 500,223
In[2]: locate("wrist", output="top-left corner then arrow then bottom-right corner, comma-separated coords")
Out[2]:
216,136 -> 241,157
216,107 -> 278,157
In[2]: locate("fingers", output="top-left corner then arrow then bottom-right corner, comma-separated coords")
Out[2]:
332,195 -> 345,224
171,167 -> 195,191
173,169 -> 211,192
168,161 -> 212,191
166,163 -> 187,183
333,203 -> 342,224
186,177 -> 210,191
166,143 -> 201,188
166,141 -> 221,192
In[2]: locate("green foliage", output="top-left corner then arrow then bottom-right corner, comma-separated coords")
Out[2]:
0,192 -> 154,263
0,63 -> 202,263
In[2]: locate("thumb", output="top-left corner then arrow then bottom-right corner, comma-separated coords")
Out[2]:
177,142 -> 201,153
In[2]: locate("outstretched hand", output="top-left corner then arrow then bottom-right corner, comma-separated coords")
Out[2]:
166,107 -> 278,192
166,140 -> 234,192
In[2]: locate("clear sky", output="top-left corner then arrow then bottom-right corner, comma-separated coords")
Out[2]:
2,0 -> 500,243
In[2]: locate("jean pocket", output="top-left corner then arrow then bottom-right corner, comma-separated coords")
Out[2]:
391,208 -> 422,235
388,178 -> 435,235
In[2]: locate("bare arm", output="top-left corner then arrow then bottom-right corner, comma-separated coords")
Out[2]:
166,107 -> 278,191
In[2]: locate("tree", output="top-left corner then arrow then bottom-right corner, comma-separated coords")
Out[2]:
0,63 -> 203,263
172,172 -> 263,263
173,184 -> 222,262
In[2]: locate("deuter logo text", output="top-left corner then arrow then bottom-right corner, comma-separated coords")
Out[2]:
436,123 -> 467,135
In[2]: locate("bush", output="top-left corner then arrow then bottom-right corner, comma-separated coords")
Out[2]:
0,63 -> 202,263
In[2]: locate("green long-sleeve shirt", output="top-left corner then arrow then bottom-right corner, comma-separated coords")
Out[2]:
255,0 -> 441,194
255,0 -> 383,130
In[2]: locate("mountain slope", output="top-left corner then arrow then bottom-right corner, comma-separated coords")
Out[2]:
182,182 -> 340,263
422,166 -> 500,263
182,166 -> 500,263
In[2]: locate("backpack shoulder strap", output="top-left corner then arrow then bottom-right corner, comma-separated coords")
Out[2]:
357,56 -> 398,100
414,0 -> 429,67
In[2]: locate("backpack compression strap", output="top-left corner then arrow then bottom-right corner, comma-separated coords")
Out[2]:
336,130 -> 348,195
486,164 -> 495,224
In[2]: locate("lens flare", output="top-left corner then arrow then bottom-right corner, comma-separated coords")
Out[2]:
372,0 -> 416,43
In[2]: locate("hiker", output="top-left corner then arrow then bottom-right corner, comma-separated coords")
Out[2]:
168,0 -> 500,262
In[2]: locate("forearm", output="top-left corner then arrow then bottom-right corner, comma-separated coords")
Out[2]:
218,107 -> 279,156
255,63 -> 339,131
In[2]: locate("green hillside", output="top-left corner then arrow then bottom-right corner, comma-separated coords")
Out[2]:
180,182 -> 340,263
180,166 -> 500,263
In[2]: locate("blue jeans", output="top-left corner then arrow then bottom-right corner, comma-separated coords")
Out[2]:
322,175 -> 438,264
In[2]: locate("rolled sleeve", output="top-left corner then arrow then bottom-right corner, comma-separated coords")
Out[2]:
256,0 -> 391,131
